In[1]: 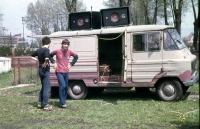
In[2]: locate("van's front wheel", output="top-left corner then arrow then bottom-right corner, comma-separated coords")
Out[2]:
67,81 -> 88,100
156,79 -> 183,101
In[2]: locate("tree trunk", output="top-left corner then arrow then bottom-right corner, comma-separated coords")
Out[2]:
153,0 -> 158,24
142,0 -> 150,24
172,0 -> 183,35
191,0 -> 198,51
164,0 -> 169,25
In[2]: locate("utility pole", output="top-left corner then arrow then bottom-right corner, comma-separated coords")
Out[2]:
10,32 -> 13,56
2,27 -> 5,46
22,17 -> 25,42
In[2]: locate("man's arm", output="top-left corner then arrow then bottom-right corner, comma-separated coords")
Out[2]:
49,54 -> 55,64
49,52 -> 57,69
70,54 -> 78,66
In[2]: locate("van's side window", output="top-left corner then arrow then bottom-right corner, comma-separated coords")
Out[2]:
133,33 -> 160,52
164,31 -> 179,50
147,33 -> 160,51
133,34 -> 146,52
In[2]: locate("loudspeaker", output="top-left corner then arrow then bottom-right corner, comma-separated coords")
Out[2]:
69,11 -> 101,30
100,7 -> 132,27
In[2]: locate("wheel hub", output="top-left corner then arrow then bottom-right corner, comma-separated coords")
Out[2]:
163,84 -> 175,96
72,85 -> 81,94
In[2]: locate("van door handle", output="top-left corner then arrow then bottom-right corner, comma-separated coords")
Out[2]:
132,59 -> 136,63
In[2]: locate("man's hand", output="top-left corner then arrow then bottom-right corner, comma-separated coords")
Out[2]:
42,62 -> 49,68
53,63 -> 57,70
42,58 -> 50,68
67,63 -> 71,70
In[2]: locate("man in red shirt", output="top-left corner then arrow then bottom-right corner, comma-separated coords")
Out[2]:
50,39 -> 78,108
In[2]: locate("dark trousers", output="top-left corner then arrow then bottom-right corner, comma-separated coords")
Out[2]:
38,67 -> 50,106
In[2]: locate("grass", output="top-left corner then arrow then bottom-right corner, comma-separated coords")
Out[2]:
0,85 -> 199,129
0,69 -> 199,129
0,70 -> 14,88
0,68 -> 38,88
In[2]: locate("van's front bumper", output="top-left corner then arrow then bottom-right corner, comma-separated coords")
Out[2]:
183,73 -> 199,86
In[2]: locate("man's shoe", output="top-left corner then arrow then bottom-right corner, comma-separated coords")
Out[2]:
43,105 -> 53,111
37,102 -> 43,108
60,104 -> 67,108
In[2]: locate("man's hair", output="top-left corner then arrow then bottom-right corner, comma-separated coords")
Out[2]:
62,39 -> 70,45
42,36 -> 51,45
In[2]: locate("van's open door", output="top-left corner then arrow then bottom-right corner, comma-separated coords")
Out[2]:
122,30 -> 128,82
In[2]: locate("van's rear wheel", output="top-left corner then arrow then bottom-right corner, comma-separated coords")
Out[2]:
67,81 -> 88,100
156,79 -> 183,101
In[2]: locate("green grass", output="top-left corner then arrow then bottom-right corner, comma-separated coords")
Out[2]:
0,84 -> 199,129
0,69 -> 199,129
0,70 -> 14,88
0,68 -> 38,88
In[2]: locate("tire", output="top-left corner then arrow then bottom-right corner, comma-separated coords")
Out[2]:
135,87 -> 150,94
156,79 -> 183,101
67,81 -> 88,100
89,87 -> 104,94
182,86 -> 189,95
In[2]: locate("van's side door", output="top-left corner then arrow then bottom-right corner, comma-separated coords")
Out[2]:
131,32 -> 162,82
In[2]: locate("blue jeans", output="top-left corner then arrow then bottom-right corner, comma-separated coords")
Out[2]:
56,72 -> 68,105
38,67 -> 50,106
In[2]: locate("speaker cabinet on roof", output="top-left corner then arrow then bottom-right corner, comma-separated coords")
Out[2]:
69,11 -> 101,30
100,7 -> 132,27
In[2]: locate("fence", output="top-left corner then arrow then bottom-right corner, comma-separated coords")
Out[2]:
11,56 -> 39,85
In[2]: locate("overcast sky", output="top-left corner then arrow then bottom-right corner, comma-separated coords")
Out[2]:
0,0 -> 195,43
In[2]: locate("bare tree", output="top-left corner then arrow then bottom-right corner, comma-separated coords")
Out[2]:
191,0 -> 198,51
119,0 -> 131,7
163,0 -> 169,25
65,0 -> 77,13
152,0 -> 158,24
142,0 -> 151,24
171,0 -> 183,35
25,0 -> 86,34
103,0 -> 119,8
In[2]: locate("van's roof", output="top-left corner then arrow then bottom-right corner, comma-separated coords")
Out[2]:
49,25 -> 173,37
29,25 -> 174,38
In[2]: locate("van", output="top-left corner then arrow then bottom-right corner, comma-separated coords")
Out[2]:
32,25 -> 198,101
48,24 -> 199,101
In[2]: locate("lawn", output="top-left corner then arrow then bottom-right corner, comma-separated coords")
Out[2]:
0,84 -> 199,128
0,70 -> 199,129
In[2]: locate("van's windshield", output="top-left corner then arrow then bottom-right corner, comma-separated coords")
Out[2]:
164,29 -> 187,50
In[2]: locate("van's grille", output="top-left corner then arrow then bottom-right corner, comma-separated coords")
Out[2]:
191,59 -> 196,75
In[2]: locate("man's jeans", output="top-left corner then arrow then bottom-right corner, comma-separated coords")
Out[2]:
38,67 -> 50,106
56,72 -> 69,105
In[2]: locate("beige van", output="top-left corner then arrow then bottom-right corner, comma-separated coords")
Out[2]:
33,25 -> 198,101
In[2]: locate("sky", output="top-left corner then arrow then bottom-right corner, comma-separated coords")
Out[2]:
0,0 -> 195,44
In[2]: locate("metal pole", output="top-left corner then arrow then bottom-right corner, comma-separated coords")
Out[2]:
22,17 -> 24,41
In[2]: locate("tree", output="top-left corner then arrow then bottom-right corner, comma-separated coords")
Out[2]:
170,0 -> 184,35
191,0 -> 198,51
163,0 -> 169,25
65,0 -> 77,13
119,0 -> 131,7
103,0 -> 119,8
25,0 -> 86,35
